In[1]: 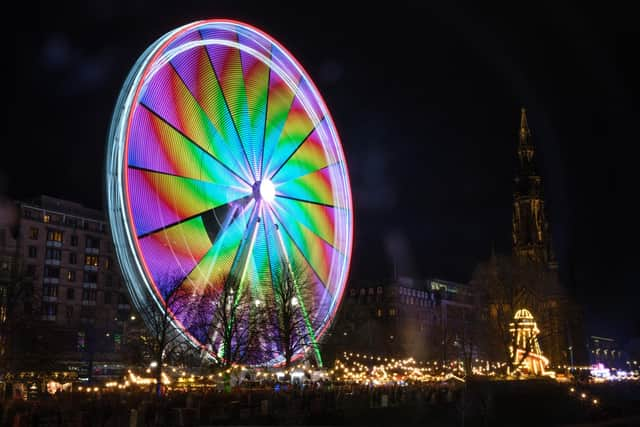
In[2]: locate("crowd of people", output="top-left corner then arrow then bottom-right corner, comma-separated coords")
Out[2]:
0,380 -> 463,426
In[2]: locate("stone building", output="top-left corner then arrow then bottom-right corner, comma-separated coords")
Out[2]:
0,195 -> 132,379
321,276 -> 475,364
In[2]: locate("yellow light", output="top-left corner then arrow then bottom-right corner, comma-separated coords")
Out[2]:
581,393 -> 586,399
592,399 -> 598,404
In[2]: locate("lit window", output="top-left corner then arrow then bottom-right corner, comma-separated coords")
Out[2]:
376,308 -> 383,318
46,229 -> 63,242
84,255 -> 99,267
67,271 -> 76,281
43,214 -> 50,223
389,308 -> 397,317
29,227 -> 39,240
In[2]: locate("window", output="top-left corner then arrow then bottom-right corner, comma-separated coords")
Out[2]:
43,284 -> 58,297
104,256 -> 112,270
66,305 -> 74,320
46,229 -> 63,242
44,266 -> 60,278
84,255 -> 99,267
69,253 -> 77,264
376,308 -> 383,318
67,271 -> 76,281
104,292 -> 112,304
67,288 -> 75,300
45,248 -> 61,260
105,275 -> 113,287
359,289 -> 366,296
350,289 -> 356,297
43,214 -> 50,223
389,308 -> 397,317
368,288 -> 374,295
28,246 -> 37,258
70,235 -> 78,246
85,236 -> 100,249
377,286 -> 383,295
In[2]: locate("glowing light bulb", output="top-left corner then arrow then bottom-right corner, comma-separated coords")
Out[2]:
260,179 -> 276,202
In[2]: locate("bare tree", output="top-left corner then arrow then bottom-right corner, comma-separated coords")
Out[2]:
264,262 -> 322,369
193,272 -> 263,371
135,271 -> 196,396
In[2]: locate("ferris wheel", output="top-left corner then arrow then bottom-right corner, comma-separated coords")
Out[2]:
106,20 -> 353,366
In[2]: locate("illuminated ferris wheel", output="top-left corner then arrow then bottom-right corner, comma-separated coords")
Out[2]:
105,20 -> 353,365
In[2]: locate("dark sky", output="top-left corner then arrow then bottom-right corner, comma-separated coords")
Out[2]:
6,1 -> 639,342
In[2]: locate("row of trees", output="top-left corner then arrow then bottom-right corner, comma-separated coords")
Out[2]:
134,263 -> 322,396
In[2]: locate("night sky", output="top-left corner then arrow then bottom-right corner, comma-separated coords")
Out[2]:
6,2 -> 638,342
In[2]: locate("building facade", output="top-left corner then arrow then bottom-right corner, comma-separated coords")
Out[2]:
0,195 -> 132,379
321,277 -> 475,364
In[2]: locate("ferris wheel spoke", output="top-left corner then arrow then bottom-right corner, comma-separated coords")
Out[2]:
200,31 -> 257,182
261,72 -> 303,178
129,106 -> 247,187
268,116 -> 326,181
181,200 -> 255,293
237,34 -> 272,180
258,44 -> 273,180
136,196 -> 250,240
274,164 -> 348,208
140,59 -> 254,183
225,200 -> 261,289
128,167 -> 249,237
267,205 -> 332,294
138,215 -> 213,296
138,102 -> 252,187
274,194 -> 336,209
269,196 -> 343,252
